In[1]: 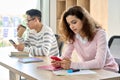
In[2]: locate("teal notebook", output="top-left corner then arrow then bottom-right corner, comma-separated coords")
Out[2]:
18,57 -> 43,63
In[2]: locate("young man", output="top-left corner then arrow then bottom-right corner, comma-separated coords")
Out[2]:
15,9 -> 59,57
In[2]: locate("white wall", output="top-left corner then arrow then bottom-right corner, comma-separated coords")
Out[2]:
36,0 -> 40,10
49,0 -> 56,33
108,0 -> 120,38
38,0 -> 50,26
48,0 -> 120,36
38,0 -> 56,33
42,0 -> 50,26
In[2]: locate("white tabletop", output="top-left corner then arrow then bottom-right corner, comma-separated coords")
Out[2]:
0,47 -> 120,80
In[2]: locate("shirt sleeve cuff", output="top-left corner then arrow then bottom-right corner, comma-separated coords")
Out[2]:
23,47 -> 29,53
70,62 -> 81,69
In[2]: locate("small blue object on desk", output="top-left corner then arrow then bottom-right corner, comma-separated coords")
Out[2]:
67,69 -> 80,73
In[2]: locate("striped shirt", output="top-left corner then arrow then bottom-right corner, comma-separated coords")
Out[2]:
17,25 -> 59,57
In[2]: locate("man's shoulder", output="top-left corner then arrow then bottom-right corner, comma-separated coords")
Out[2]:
44,25 -> 52,30
43,25 -> 54,33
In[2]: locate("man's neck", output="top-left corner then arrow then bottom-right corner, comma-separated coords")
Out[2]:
35,23 -> 43,33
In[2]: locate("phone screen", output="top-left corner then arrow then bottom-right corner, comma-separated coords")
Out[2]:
9,39 -> 16,45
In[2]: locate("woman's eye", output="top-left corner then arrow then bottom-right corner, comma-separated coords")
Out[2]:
71,21 -> 77,24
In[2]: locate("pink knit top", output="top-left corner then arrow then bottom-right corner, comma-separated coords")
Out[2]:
62,29 -> 118,72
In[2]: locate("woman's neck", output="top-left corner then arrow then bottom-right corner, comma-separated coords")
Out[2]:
79,32 -> 85,38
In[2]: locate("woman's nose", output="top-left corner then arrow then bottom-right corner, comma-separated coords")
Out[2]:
70,24 -> 74,29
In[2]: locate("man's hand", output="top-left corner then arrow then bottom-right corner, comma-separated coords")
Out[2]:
17,25 -> 26,37
15,43 -> 25,51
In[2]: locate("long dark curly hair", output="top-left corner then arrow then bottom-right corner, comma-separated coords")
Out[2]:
58,6 -> 101,43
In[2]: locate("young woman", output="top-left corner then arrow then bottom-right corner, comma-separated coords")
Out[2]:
51,6 -> 118,72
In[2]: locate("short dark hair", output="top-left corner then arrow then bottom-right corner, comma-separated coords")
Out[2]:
26,9 -> 42,21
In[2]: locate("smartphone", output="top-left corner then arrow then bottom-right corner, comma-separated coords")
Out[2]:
9,39 -> 16,45
50,56 -> 62,61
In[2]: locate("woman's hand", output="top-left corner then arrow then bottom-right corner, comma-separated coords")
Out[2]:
51,60 -> 61,68
61,58 -> 71,70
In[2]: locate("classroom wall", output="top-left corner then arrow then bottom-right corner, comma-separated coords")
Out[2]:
108,0 -> 120,38
49,0 -> 120,36
39,0 -> 50,27
49,0 -> 57,33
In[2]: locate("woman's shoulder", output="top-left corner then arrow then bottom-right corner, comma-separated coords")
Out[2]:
93,28 -> 107,40
96,28 -> 106,35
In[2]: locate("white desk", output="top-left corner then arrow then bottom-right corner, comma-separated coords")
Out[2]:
0,47 -> 120,80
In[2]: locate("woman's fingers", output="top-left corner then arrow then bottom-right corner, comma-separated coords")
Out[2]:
51,58 -> 71,69
61,59 -> 71,69
63,58 -> 70,61
51,61 -> 61,68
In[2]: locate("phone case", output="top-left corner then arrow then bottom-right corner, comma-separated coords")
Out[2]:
50,56 -> 62,61
9,39 -> 16,45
